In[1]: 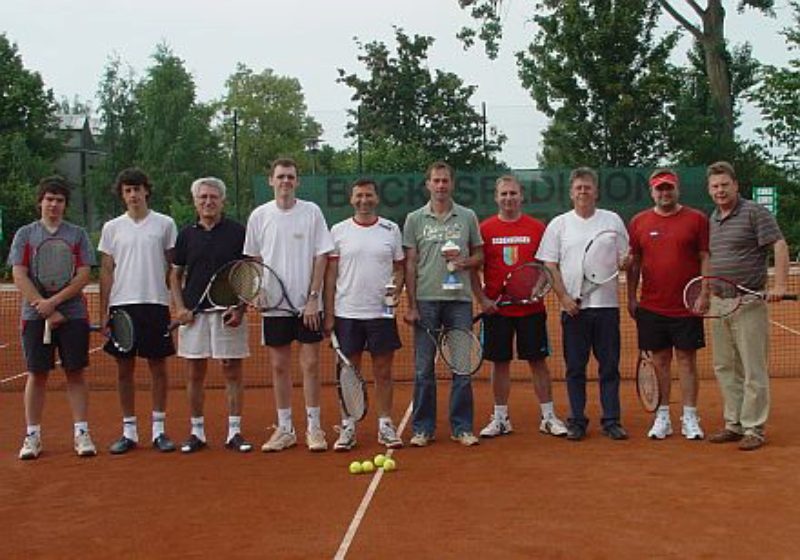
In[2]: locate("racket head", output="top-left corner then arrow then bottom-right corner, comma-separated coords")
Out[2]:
635,351 -> 660,413
108,309 -> 135,353
331,333 -> 367,421
227,260 -> 262,303
500,262 -> 553,304
205,261 -> 240,308
439,327 -> 483,376
32,238 -> 75,293
257,263 -> 299,315
683,276 -> 744,318
582,229 -> 624,285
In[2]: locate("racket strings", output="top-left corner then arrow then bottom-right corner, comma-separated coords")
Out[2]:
583,232 -> 621,284
227,261 -> 261,303
109,312 -> 135,352
34,241 -> 75,291
505,265 -> 550,301
636,356 -> 660,412
684,277 -> 741,317
439,329 -> 482,374
338,363 -> 366,420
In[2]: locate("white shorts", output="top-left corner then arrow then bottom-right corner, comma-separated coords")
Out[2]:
177,312 -> 249,359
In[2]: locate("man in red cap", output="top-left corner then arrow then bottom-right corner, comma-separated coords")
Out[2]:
627,168 -> 710,440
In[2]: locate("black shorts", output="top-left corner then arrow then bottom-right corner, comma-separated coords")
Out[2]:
635,307 -> 705,351
22,318 -> 90,373
334,317 -> 402,356
262,315 -> 324,346
482,312 -> 550,362
104,304 -> 175,359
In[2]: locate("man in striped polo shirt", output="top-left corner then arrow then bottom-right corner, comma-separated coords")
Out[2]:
706,161 -> 790,451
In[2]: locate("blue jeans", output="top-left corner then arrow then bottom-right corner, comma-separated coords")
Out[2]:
561,308 -> 622,429
412,301 -> 474,436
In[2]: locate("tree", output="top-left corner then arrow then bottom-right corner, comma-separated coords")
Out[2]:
0,34 -> 61,257
514,1 -> 681,167
219,63 -> 322,210
337,28 -> 505,172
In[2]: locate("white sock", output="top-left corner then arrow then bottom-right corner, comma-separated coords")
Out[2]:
190,416 -> 206,441
228,416 -> 241,442
306,407 -> 321,430
27,424 -> 41,437
657,405 -> 671,418
277,408 -> 293,431
123,416 -> 138,442
342,416 -> 356,429
152,411 -> 166,441
683,406 -> 697,419
74,421 -> 89,437
378,416 -> 393,430
494,404 -> 509,420
540,401 -> 555,418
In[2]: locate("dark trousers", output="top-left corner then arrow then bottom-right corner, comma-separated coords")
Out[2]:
561,308 -> 622,429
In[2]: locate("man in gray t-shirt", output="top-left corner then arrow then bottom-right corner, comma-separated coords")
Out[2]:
402,161 -> 483,447
8,176 -> 97,460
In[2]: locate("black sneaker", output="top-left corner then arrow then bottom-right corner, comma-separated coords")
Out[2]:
109,436 -> 138,455
225,433 -> 253,453
602,424 -> 629,441
152,433 -> 177,452
180,434 -> 207,454
566,425 -> 586,441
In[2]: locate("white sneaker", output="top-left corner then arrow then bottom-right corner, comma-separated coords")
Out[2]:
539,415 -> 568,437
333,424 -> 356,452
261,426 -> 297,452
681,415 -> 705,440
377,422 -> 404,449
306,427 -> 328,452
409,432 -> 434,447
19,434 -> 42,460
479,415 -> 513,438
451,432 -> 480,446
648,415 -> 673,440
74,431 -> 97,457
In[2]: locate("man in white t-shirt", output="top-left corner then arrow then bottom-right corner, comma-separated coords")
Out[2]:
244,158 -> 334,452
99,168 -> 179,454
323,179 -> 405,451
536,167 -> 629,442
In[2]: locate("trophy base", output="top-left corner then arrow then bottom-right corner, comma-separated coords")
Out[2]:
442,283 -> 463,291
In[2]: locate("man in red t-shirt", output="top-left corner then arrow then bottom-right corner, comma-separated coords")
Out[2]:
473,175 -> 567,438
627,168 -> 709,440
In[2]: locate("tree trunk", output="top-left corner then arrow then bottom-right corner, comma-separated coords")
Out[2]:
701,0 -> 735,142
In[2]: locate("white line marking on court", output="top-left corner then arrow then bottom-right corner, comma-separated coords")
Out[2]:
333,399 -> 413,560
770,319 -> 800,336
0,343 -> 105,385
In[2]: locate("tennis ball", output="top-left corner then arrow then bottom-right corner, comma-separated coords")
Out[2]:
349,461 -> 363,474
373,454 -> 386,467
361,460 -> 375,473
382,458 -> 397,471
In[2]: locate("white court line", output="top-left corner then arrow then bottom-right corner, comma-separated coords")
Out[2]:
0,343 -> 106,385
771,319 -> 800,336
333,399 -> 414,560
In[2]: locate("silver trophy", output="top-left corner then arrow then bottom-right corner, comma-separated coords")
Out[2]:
441,240 -> 463,290
382,281 -> 397,318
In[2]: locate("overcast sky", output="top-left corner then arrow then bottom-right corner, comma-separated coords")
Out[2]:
1,0 -> 793,168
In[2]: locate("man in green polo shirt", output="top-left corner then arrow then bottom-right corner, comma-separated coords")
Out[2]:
403,161 -> 484,447
706,161 -> 790,451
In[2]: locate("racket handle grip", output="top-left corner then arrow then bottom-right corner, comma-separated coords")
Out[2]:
783,294 -> 799,301
43,319 -> 52,344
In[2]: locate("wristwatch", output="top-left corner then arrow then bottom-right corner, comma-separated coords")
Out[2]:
308,290 -> 320,299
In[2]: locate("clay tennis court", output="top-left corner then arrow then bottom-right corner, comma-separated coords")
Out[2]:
1,277 -> 799,558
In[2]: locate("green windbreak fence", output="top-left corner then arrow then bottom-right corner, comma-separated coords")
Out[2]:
253,167 -> 713,226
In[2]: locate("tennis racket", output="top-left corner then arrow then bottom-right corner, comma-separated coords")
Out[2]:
92,309 -> 135,353
683,275 -> 798,319
473,262 -> 553,322
417,321 -> 483,376
576,229 -> 627,304
166,260 -> 243,334
635,350 -> 660,413
331,332 -> 368,421
31,238 -> 75,344
229,260 -> 301,316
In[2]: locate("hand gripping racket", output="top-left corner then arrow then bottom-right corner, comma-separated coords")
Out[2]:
683,275 -> 798,319
635,350 -> 660,413
91,309 -> 135,353
473,262 -> 553,322
228,260 -> 301,316
576,229 -> 627,305
31,238 -> 75,344
417,321 -> 483,376
166,260 -> 243,334
331,332 -> 368,421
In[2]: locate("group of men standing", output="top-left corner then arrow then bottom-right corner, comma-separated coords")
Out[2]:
9,158 -> 789,459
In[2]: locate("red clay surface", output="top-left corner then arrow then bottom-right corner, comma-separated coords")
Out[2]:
1,378 -> 799,559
